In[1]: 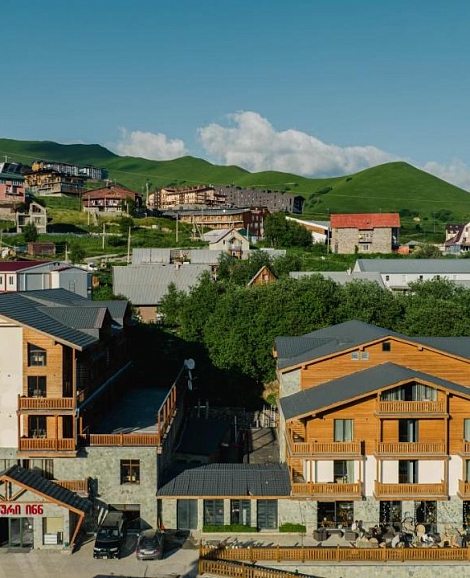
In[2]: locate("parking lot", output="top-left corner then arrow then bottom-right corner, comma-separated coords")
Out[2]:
0,532 -> 199,578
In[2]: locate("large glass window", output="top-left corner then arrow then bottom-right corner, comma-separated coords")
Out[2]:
415,500 -> 436,525
27,376 -> 46,397
27,344 -> 47,367
334,419 -> 354,442
28,416 -> 47,438
399,460 -> 418,484
399,419 -> 418,442
318,501 -> 354,528
257,500 -> 277,530
381,382 -> 436,402
379,501 -> 402,528
230,500 -> 251,526
204,500 -> 224,526
334,460 -> 354,483
464,419 -> 470,442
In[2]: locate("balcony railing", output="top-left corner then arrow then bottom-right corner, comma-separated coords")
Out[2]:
291,481 -> 362,497
19,438 -> 75,452
461,442 -> 470,455
53,479 -> 88,493
375,480 -> 447,498
377,400 -> 446,414
289,440 -> 362,456
376,441 -> 446,455
458,479 -> 470,498
18,396 -> 74,411
83,433 -> 161,446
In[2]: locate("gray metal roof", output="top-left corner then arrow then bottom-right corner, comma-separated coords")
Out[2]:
289,271 -> 385,288
113,263 -> 211,305
157,463 -> 290,497
39,306 -> 108,337
354,258 -> 470,274
132,248 -> 171,265
280,362 -> 470,420
1,464 -> 91,513
275,320 -> 470,370
0,292 -> 98,350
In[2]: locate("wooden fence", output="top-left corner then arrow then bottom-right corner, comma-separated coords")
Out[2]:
200,544 -> 470,564
199,559 -> 306,578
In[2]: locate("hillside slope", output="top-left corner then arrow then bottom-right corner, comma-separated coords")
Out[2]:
1,138 -> 470,222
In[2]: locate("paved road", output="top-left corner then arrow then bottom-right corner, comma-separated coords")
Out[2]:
0,533 -> 199,578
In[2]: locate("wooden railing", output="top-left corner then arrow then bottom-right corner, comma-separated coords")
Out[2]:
375,480 -> 446,497
53,479 -> 88,492
377,400 -> 446,414
18,396 -> 74,410
291,482 -> 362,497
199,545 -> 470,565
462,442 -> 470,454
19,438 -> 75,451
376,441 -> 446,455
459,479 -> 470,497
83,433 -> 161,446
290,440 -> 362,456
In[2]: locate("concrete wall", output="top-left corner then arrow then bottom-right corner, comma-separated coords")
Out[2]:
332,227 -> 393,254
0,324 -> 22,447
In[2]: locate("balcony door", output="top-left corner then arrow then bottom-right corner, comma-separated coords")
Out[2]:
334,419 -> 353,442
399,460 -> 418,484
399,419 -> 418,443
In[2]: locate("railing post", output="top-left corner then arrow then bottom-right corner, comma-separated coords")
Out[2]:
336,545 -> 340,562
277,544 -> 280,562
242,562 -> 246,578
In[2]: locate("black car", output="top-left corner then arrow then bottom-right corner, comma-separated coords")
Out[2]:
136,529 -> 165,560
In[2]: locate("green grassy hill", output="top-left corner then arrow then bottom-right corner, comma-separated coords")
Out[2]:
1,138 -> 470,227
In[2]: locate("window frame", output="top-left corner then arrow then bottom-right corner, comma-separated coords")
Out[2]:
120,459 -> 140,484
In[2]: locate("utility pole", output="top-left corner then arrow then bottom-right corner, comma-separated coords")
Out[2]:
127,227 -> 131,264
176,212 -> 179,243
102,222 -> 106,250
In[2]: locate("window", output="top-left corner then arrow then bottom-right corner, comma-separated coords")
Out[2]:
334,419 -> 354,442
20,459 -> 54,479
382,342 -> 391,352
466,460 -> 470,483
385,275 -> 390,282
28,376 -> 46,397
399,419 -> 418,442
464,419 -> 470,442
380,501 -> 402,527
361,351 -> 369,360
28,344 -> 47,366
415,500 -> 436,524
28,415 -> 47,438
230,500 -> 251,526
351,352 -> 359,360
398,460 -> 418,484
381,382 -> 437,402
8,276 -> 14,285
318,501 -> 353,528
204,499 -> 224,526
257,500 -> 278,530
120,460 -> 140,484
334,460 -> 354,483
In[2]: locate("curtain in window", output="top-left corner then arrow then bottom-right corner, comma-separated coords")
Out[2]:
334,420 -> 353,441
464,420 -> 470,442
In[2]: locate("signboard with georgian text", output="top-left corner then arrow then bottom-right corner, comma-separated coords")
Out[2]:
0,504 -> 44,516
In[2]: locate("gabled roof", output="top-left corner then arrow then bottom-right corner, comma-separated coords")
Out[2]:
0,290 -> 126,350
247,265 -> 277,287
209,228 -> 247,245
82,184 -> 140,200
289,270 -> 385,288
113,263 -> 211,305
157,463 -> 290,497
275,319 -> 470,370
0,261 -> 48,272
331,213 -> 400,229
354,258 -> 470,274
0,465 -> 91,514
280,362 -> 470,420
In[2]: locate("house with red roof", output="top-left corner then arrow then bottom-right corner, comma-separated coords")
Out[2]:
82,184 -> 142,215
330,213 -> 400,254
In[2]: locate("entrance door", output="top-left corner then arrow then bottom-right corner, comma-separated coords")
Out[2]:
9,518 -> 33,548
257,500 -> 278,530
177,500 -> 198,529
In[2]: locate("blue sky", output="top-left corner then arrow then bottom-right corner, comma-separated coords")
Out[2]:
2,0 -> 470,188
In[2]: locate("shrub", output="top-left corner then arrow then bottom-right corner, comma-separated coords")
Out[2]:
279,523 -> 307,533
203,524 -> 257,533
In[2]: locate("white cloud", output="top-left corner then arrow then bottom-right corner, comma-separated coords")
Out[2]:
110,128 -> 187,160
198,111 -> 397,177
422,160 -> 470,192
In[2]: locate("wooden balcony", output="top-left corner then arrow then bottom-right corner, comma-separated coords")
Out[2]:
289,440 -> 362,457
376,441 -> 447,456
460,442 -> 470,455
79,433 -> 161,447
377,400 -> 447,416
291,481 -> 362,498
458,479 -> 470,499
374,480 -> 447,499
18,395 -> 74,412
19,437 -> 76,454
54,479 -> 88,493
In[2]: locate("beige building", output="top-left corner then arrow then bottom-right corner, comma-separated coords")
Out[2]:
330,213 -> 400,254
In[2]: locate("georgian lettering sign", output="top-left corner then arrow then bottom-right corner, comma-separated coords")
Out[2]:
0,504 -> 44,516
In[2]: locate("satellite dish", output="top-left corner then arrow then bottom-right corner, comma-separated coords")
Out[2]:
184,358 -> 195,370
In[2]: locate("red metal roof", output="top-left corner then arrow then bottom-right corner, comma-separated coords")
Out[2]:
82,185 -> 141,200
331,213 -> 400,229
0,261 -> 47,271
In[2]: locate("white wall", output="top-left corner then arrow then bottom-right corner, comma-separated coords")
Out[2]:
419,460 -> 444,483
363,455 -> 376,496
448,456 -> 462,496
0,324 -> 23,447
316,461 -> 333,483
382,460 -> 398,483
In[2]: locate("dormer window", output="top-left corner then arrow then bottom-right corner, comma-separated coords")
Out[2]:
28,344 -> 47,367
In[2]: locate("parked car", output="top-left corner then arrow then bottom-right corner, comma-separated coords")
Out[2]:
136,529 -> 165,560
93,511 -> 126,559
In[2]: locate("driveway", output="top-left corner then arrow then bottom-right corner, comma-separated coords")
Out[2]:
0,532 -> 199,578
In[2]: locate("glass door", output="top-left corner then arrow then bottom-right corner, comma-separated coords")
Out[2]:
9,518 -> 33,548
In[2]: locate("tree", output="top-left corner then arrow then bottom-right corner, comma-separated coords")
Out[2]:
264,213 -> 288,246
69,242 -> 86,264
23,222 -> 38,243
118,216 -> 134,235
159,283 -> 186,327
